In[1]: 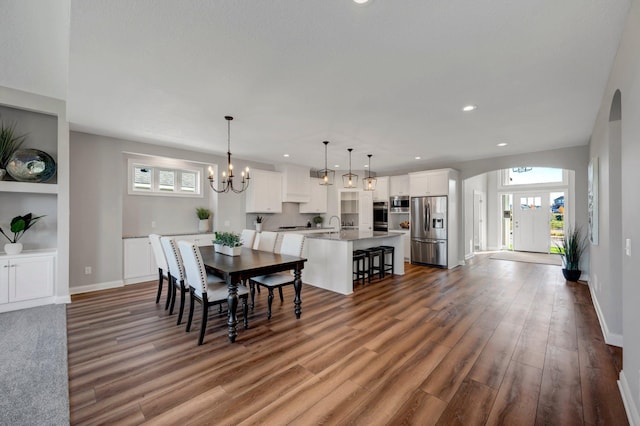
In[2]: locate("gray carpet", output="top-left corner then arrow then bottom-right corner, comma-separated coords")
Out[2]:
489,250 -> 562,266
0,304 -> 70,425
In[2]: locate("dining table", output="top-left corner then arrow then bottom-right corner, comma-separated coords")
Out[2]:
199,245 -> 307,342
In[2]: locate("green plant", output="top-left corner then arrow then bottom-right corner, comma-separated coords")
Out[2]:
196,207 -> 211,220
312,215 -> 323,224
256,215 -> 264,223
0,213 -> 45,243
0,120 -> 27,169
555,225 -> 588,271
213,231 -> 242,247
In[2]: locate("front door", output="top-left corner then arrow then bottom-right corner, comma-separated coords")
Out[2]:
512,193 -> 550,252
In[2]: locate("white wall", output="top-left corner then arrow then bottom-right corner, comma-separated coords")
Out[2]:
589,1 -> 640,422
463,173 -> 488,258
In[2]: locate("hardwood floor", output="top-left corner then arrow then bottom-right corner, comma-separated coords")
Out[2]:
67,254 -> 628,425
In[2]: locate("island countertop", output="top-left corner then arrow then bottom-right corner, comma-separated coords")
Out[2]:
304,230 -> 405,241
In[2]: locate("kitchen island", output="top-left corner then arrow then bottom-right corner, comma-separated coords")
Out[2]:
300,230 -> 404,295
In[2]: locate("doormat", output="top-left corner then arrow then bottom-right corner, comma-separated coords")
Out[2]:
489,251 -> 562,266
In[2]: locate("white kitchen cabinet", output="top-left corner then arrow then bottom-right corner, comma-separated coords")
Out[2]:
123,237 -> 157,284
409,169 -> 454,197
299,178 -> 327,213
277,164 -> 311,203
359,190 -> 374,231
389,174 -> 410,196
1,253 -> 55,310
245,169 -> 283,213
373,176 -> 389,202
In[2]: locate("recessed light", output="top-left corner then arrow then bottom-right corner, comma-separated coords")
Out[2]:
353,0 -> 369,3
283,154 -> 290,157
364,164 -> 369,168
462,105 -> 477,112
334,164 -> 340,168
496,142 -> 508,147
415,156 -> 421,160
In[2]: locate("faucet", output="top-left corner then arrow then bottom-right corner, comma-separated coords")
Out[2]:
329,215 -> 341,233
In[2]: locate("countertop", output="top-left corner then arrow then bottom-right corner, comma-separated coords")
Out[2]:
305,230 -> 404,241
122,231 -> 215,239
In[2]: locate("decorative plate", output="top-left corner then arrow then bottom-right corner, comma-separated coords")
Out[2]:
6,149 -> 57,183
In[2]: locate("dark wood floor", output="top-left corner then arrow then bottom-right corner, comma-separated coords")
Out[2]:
67,254 -> 628,425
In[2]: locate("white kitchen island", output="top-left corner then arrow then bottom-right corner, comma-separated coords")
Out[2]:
300,230 -> 404,295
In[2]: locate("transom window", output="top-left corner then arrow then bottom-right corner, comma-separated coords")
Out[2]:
129,161 -> 203,197
503,167 -> 565,186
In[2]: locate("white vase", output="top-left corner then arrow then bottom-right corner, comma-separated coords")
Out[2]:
255,223 -> 262,232
4,243 -> 23,255
198,219 -> 209,232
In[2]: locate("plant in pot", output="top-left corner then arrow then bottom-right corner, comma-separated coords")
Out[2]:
312,215 -> 324,228
0,120 -> 27,181
196,207 -> 211,232
0,213 -> 45,255
555,225 -> 588,282
255,215 -> 264,232
213,231 -> 243,256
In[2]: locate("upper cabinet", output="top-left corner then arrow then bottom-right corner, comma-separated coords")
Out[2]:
389,174 -> 410,196
245,169 -> 283,213
373,176 -> 389,202
276,164 -> 311,203
299,178 -> 327,213
409,169 -> 457,197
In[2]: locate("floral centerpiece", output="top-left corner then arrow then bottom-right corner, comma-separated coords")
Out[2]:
213,231 -> 243,256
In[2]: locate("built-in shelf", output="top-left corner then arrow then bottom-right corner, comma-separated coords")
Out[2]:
0,181 -> 58,194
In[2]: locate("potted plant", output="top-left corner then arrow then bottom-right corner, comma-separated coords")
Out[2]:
255,215 -> 264,232
213,231 -> 243,256
196,207 -> 211,232
0,213 -> 45,255
312,215 -> 324,228
556,225 -> 588,282
0,120 -> 27,180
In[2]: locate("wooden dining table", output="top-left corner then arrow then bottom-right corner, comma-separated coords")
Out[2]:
199,246 -> 307,343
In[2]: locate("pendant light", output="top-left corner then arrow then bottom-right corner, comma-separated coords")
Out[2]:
317,141 -> 335,185
363,154 -> 377,191
208,116 -> 250,193
342,148 -> 359,188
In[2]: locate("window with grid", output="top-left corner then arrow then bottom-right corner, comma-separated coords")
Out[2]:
130,162 -> 203,197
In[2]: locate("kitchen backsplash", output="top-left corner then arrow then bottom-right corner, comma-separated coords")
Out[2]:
245,203 -> 320,230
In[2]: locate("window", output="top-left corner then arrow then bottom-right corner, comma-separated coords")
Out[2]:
129,160 -> 203,197
503,167 -> 564,186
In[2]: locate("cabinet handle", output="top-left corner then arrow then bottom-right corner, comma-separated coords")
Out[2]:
3,265 -> 7,268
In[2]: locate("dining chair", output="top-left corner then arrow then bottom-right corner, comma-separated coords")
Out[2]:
160,236 -> 190,326
240,229 -> 257,249
249,233 -> 305,319
149,233 -> 170,308
252,231 -> 278,252
177,240 -> 249,345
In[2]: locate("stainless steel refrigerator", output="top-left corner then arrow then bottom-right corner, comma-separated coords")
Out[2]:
411,196 -> 448,268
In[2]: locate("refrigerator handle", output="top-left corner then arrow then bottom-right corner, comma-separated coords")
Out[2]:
426,202 -> 431,232
424,202 -> 427,232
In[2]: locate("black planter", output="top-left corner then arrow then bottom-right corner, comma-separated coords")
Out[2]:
562,268 -> 582,282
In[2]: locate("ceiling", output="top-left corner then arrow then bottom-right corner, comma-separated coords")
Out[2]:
2,1 -> 632,174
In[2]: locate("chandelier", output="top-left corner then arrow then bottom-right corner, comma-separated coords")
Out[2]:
363,154 -> 377,191
342,148 -> 359,188
208,116 -> 250,194
317,141 -> 335,185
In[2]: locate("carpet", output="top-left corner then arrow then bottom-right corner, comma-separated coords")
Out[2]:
0,304 -> 70,425
489,250 -> 563,266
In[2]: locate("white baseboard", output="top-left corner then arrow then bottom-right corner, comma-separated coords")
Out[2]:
69,280 -> 124,295
619,371 -> 639,426
589,284 -> 624,347
465,252 -> 474,260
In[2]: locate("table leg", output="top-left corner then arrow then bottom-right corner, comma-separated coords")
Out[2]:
227,276 -> 238,343
293,266 -> 302,319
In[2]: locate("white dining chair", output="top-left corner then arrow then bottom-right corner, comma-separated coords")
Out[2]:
160,236 -> 189,325
149,233 -> 170,308
178,240 -> 249,345
249,233 -> 305,319
252,231 -> 278,252
240,229 -> 257,249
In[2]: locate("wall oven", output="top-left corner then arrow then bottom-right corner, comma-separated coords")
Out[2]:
390,195 -> 410,213
373,202 -> 388,231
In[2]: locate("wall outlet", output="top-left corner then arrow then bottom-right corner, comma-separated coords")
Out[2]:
224,220 -> 230,227
625,238 -> 631,256
84,266 -> 92,275
151,221 -> 157,228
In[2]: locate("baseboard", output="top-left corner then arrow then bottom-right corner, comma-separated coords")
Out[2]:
589,285 -> 624,347
54,295 -> 71,304
0,296 -> 58,314
465,252 -> 474,260
619,371 -> 640,426
69,280 -> 124,295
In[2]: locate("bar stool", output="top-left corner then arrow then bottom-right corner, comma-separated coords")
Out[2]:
378,245 -> 395,278
364,247 -> 383,283
353,250 -> 367,287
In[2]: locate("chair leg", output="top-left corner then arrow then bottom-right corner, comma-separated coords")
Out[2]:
155,269 -> 163,303
278,286 -> 284,302
250,280 -> 256,309
177,284 -> 186,325
169,282 -> 177,315
242,297 -> 249,329
186,290 -> 195,332
198,303 -> 209,345
165,276 -> 173,310
267,288 -> 274,319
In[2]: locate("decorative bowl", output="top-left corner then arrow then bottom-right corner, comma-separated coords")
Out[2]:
6,149 -> 57,183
